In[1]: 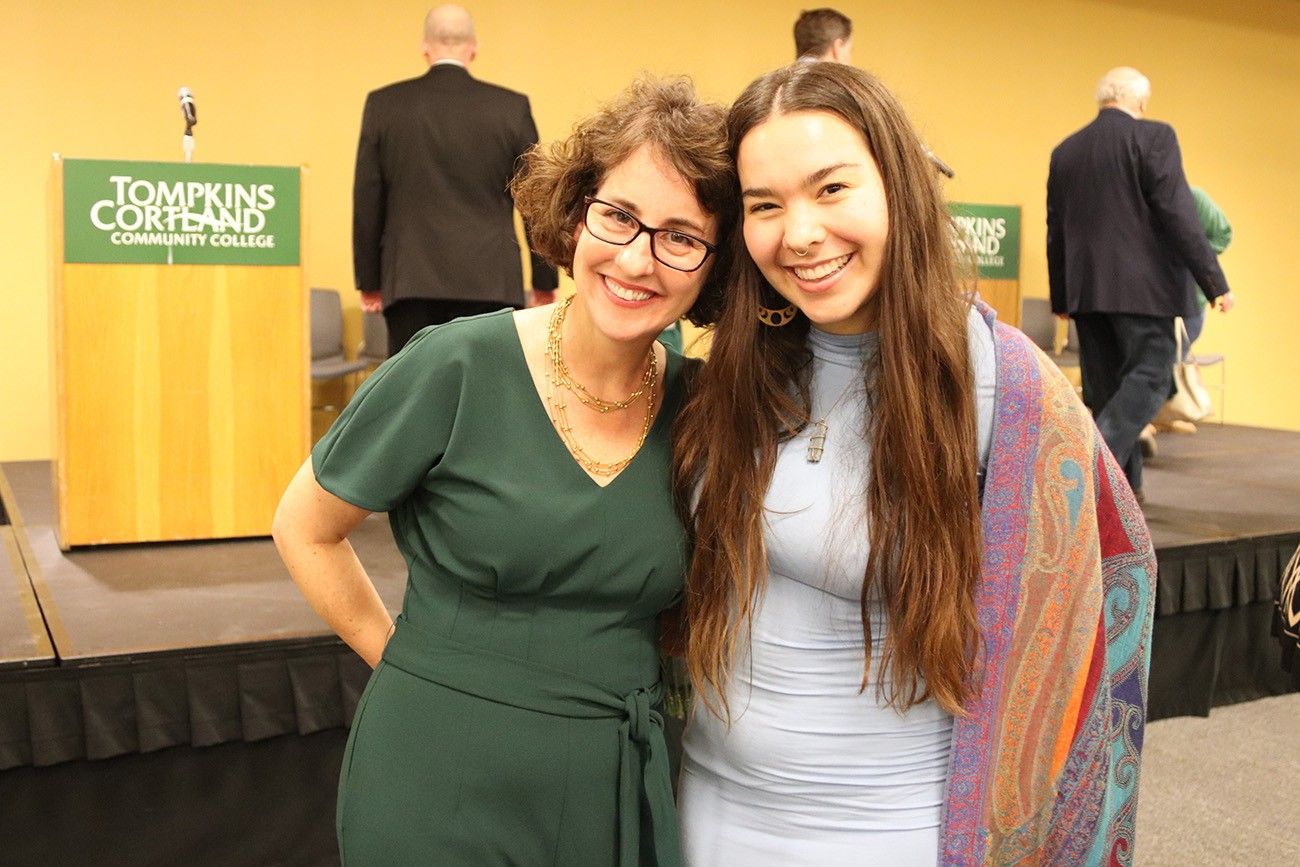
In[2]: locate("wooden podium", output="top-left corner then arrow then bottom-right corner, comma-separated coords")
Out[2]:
948,202 -> 1023,328
49,157 -> 310,547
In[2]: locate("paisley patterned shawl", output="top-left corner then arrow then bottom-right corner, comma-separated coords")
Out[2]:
940,303 -> 1157,866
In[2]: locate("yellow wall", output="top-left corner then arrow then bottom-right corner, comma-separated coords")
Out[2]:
4,0 -> 1297,460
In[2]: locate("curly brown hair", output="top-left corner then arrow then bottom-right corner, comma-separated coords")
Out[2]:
511,75 -> 737,326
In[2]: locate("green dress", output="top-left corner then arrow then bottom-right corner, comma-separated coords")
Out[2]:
313,310 -> 689,866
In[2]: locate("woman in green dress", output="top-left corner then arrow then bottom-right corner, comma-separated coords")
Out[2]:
272,76 -> 736,866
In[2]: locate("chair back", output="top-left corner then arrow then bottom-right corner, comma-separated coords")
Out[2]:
1019,297 -> 1056,351
360,312 -> 388,365
310,289 -> 344,361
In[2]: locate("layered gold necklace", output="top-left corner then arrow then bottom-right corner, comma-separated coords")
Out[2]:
544,296 -> 658,477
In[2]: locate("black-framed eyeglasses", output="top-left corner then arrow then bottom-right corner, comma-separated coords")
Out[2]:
582,196 -> 716,273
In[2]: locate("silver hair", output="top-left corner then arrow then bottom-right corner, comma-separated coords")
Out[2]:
1095,67 -> 1151,107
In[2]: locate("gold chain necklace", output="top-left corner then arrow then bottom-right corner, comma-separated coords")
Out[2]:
544,297 -> 659,476
547,296 -> 657,413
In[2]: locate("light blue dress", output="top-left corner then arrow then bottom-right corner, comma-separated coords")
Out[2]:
678,307 -> 996,866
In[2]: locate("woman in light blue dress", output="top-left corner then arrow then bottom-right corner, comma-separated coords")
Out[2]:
671,63 -> 1155,866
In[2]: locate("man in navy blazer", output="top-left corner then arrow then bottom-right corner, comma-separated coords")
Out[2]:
1047,66 -> 1234,500
353,5 -> 558,356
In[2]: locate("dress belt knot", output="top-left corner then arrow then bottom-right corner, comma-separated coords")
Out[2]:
623,688 -> 652,744
382,626 -> 683,867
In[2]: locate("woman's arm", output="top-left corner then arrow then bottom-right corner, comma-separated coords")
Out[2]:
272,459 -> 393,668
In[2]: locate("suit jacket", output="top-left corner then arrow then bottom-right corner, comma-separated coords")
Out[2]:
352,63 -> 558,309
1046,108 -> 1229,318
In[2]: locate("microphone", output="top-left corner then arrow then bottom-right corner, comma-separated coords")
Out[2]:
178,87 -> 197,128
925,147 -> 955,179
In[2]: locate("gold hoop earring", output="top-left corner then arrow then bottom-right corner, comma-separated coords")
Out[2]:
757,303 -> 798,327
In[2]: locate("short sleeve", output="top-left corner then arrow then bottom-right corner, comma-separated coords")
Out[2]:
311,325 -> 464,512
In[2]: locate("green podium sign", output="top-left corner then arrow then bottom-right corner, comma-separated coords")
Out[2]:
948,202 -> 1020,280
62,159 -> 300,266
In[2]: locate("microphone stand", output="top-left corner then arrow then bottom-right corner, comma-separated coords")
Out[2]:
926,149 -> 955,179
182,122 -> 195,163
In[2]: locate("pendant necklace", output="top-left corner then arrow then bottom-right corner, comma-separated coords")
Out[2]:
806,378 -> 860,464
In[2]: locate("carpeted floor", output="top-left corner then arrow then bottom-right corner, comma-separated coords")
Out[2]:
1137,692 -> 1300,865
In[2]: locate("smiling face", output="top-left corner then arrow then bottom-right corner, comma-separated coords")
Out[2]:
570,143 -> 717,345
737,109 -> 889,334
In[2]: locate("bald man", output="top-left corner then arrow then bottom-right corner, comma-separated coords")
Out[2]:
353,5 -> 558,356
1047,66 -> 1233,501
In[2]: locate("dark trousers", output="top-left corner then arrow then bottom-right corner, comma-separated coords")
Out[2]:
1182,307 -> 1205,361
1074,313 -> 1176,493
383,298 -> 515,357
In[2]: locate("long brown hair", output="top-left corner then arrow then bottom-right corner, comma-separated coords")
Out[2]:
674,63 -> 981,719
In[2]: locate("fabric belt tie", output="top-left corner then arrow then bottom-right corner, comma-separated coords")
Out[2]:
383,627 -> 682,867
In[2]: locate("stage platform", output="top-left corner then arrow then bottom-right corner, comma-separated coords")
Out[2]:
1140,424 -> 1300,718
0,460 -> 406,866
2,423 -> 1298,864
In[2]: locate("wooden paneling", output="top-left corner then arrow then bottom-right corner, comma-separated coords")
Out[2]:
976,278 -> 1021,329
53,262 -> 308,546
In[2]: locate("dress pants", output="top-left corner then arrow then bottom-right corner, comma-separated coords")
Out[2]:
1182,306 -> 1206,362
1073,313 -> 1176,493
383,298 -> 515,357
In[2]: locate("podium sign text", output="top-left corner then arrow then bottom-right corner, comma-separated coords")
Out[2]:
948,202 -> 1021,280
947,202 -> 1022,326
63,159 -> 300,266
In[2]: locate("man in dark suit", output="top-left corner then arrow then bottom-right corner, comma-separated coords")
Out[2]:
353,5 -> 558,356
1047,66 -> 1234,499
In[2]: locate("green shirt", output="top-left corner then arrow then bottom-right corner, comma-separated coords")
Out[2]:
1191,186 -> 1232,308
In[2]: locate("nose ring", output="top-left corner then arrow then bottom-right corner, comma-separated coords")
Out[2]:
791,247 -> 810,257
